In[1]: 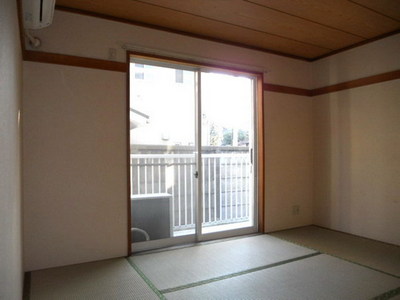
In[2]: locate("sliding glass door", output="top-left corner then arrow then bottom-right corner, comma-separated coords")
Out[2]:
200,71 -> 255,237
129,55 -> 258,252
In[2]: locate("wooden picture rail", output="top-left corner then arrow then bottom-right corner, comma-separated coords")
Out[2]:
24,50 -> 400,97
24,51 -> 128,72
18,0 -> 399,98
264,70 -> 400,96
311,70 -> 400,96
263,83 -> 312,96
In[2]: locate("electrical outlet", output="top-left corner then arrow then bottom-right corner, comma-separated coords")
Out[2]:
292,205 -> 300,215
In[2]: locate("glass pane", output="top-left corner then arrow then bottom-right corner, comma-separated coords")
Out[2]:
200,72 -> 254,234
130,62 -> 197,244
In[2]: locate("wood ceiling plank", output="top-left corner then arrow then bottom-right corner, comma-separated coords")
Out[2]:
134,0 -> 362,49
56,0 -> 330,59
247,0 -> 400,38
350,0 -> 400,21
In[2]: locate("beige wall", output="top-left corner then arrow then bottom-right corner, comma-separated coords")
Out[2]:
313,80 -> 400,245
264,92 -> 314,232
23,62 -> 128,271
312,33 -> 400,245
0,0 -> 23,298
312,33 -> 400,88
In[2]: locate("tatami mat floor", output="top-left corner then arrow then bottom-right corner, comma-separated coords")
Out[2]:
27,258 -> 160,300
26,226 -> 400,299
270,225 -> 400,277
166,254 -> 399,300
129,234 -> 316,290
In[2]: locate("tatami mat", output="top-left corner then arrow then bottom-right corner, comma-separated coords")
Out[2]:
29,258 -> 159,300
28,229 -> 399,299
270,226 -> 400,277
130,234 -> 317,290
166,254 -> 400,300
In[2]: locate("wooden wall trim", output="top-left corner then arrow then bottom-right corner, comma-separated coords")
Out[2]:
24,50 -> 128,72
126,51 -> 265,237
125,51 -> 132,256
16,0 -> 26,59
264,83 -> 312,96
311,70 -> 400,96
23,50 -> 399,96
129,50 -> 264,78
265,70 -> 400,97
257,74 -> 266,233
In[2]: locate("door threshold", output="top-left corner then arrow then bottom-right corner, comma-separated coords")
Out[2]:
131,232 -> 262,256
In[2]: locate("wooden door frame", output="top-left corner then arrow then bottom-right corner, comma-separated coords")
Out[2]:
126,51 -> 265,255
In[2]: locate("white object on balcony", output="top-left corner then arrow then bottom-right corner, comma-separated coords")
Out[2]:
131,193 -> 173,242
131,228 -> 150,241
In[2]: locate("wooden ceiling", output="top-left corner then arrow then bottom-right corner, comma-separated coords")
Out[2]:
56,0 -> 400,61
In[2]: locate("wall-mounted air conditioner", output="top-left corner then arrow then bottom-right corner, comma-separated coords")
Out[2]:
23,0 -> 56,29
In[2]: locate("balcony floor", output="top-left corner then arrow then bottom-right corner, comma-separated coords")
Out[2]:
173,220 -> 253,237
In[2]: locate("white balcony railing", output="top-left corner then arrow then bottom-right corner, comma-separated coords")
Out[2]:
130,151 -> 251,232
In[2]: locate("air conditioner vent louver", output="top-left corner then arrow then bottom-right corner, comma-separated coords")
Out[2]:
39,0 -> 43,22
23,0 -> 55,30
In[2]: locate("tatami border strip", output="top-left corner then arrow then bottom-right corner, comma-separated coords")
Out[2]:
126,258 -> 166,300
372,286 -> 400,300
270,234 -> 400,279
313,225 -> 400,249
159,252 -> 321,294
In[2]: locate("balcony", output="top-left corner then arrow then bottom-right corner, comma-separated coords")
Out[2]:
130,145 -> 252,239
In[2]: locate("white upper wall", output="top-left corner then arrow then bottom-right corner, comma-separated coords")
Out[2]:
311,30 -> 400,246
28,11 -> 400,90
313,80 -> 400,245
27,10 -> 313,89
312,33 -> 400,88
